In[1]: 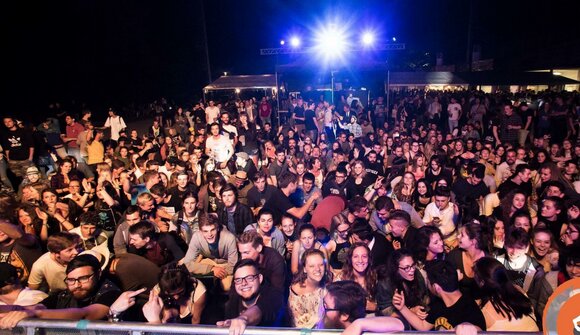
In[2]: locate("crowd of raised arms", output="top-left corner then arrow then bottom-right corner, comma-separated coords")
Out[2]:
1,90 -> 580,335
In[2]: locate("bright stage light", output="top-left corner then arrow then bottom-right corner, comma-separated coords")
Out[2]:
392,36 -> 397,42
314,25 -> 348,60
290,36 -> 301,47
280,40 -> 285,46
361,32 -> 375,46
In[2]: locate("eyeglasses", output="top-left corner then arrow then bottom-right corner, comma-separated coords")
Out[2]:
398,264 -> 416,272
233,274 -> 259,285
323,303 -> 340,312
64,273 -> 94,286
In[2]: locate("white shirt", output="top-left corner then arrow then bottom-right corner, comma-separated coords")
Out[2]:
206,135 -> 233,163
0,288 -> 48,306
205,106 -> 220,124
423,202 -> 456,236
447,103 -> 462,121
104,116 -> 127,141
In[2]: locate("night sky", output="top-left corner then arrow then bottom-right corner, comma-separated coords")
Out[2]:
4,0 -> 579,117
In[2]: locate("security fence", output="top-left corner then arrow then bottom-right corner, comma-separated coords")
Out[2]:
0,320 -> 543,335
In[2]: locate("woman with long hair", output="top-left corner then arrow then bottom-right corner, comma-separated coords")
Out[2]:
376,249 -> 428,324
335,242 -> 378,314
288,249 -> 332,328
447,221 -> 488,298
391,172 -> 416,204
50,158 -> 81,197
529,227 -> 560,289
144,263 -> 206,324
483,216 -> 505,255
529,148 -> 551,171
413,226 -> 445,269
291,223 -> 328,275
473,257 -> 539,331
307,157 -> 324,189
558,252 -> 580,285
412,178 -> 432,217
493,190 -> 530,224
16,203 -> 51,242
348,160 -> 372,196
40,188 -> 79,233
407,152 -> 427,181
530,227 -> 558,272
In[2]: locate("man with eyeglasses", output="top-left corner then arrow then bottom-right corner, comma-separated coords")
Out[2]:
320,280 -> 403,333
217,259 -> 284,335
0,254 -> 121,329
322,166 -> 356,200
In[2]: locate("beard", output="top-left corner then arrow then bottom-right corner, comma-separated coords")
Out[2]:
70,287 -> 92,300
240,289 -> 260,303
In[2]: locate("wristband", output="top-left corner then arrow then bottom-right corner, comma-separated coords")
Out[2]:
108,309 -> 122,322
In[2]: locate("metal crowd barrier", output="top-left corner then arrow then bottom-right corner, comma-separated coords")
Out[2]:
0,320 -> 542,335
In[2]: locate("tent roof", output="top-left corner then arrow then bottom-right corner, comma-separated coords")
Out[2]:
389,71 -> 579,86
389,72 -> 468,86
204,74 -> 276,91
462,71 -> 580,85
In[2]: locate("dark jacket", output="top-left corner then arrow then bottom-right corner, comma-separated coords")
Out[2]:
218,202 -> 254,236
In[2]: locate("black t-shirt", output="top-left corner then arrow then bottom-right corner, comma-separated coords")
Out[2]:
0,237 -> 42,285
426,294 -> 486,331
452,177 -> 490,205
208,189 -> 220,214
247,185 -> 275,209
364,161 -> 383,182
259,247 -> 287,291
225,284 -> 285,326
41,280 -> 121,312
304,109 -> 317,131
2,127 -> 34,161
293,106 -> 305,125
263,188 -> 294,223
348,175 -> 373,196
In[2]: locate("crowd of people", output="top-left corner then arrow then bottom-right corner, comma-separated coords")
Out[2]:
1,89 -> 580,335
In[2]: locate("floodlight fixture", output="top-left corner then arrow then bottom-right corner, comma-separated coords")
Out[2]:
314,24 -> 348,60
235,88 -> 241,94
361,31 -> 375,46
290,36 -> 301,47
